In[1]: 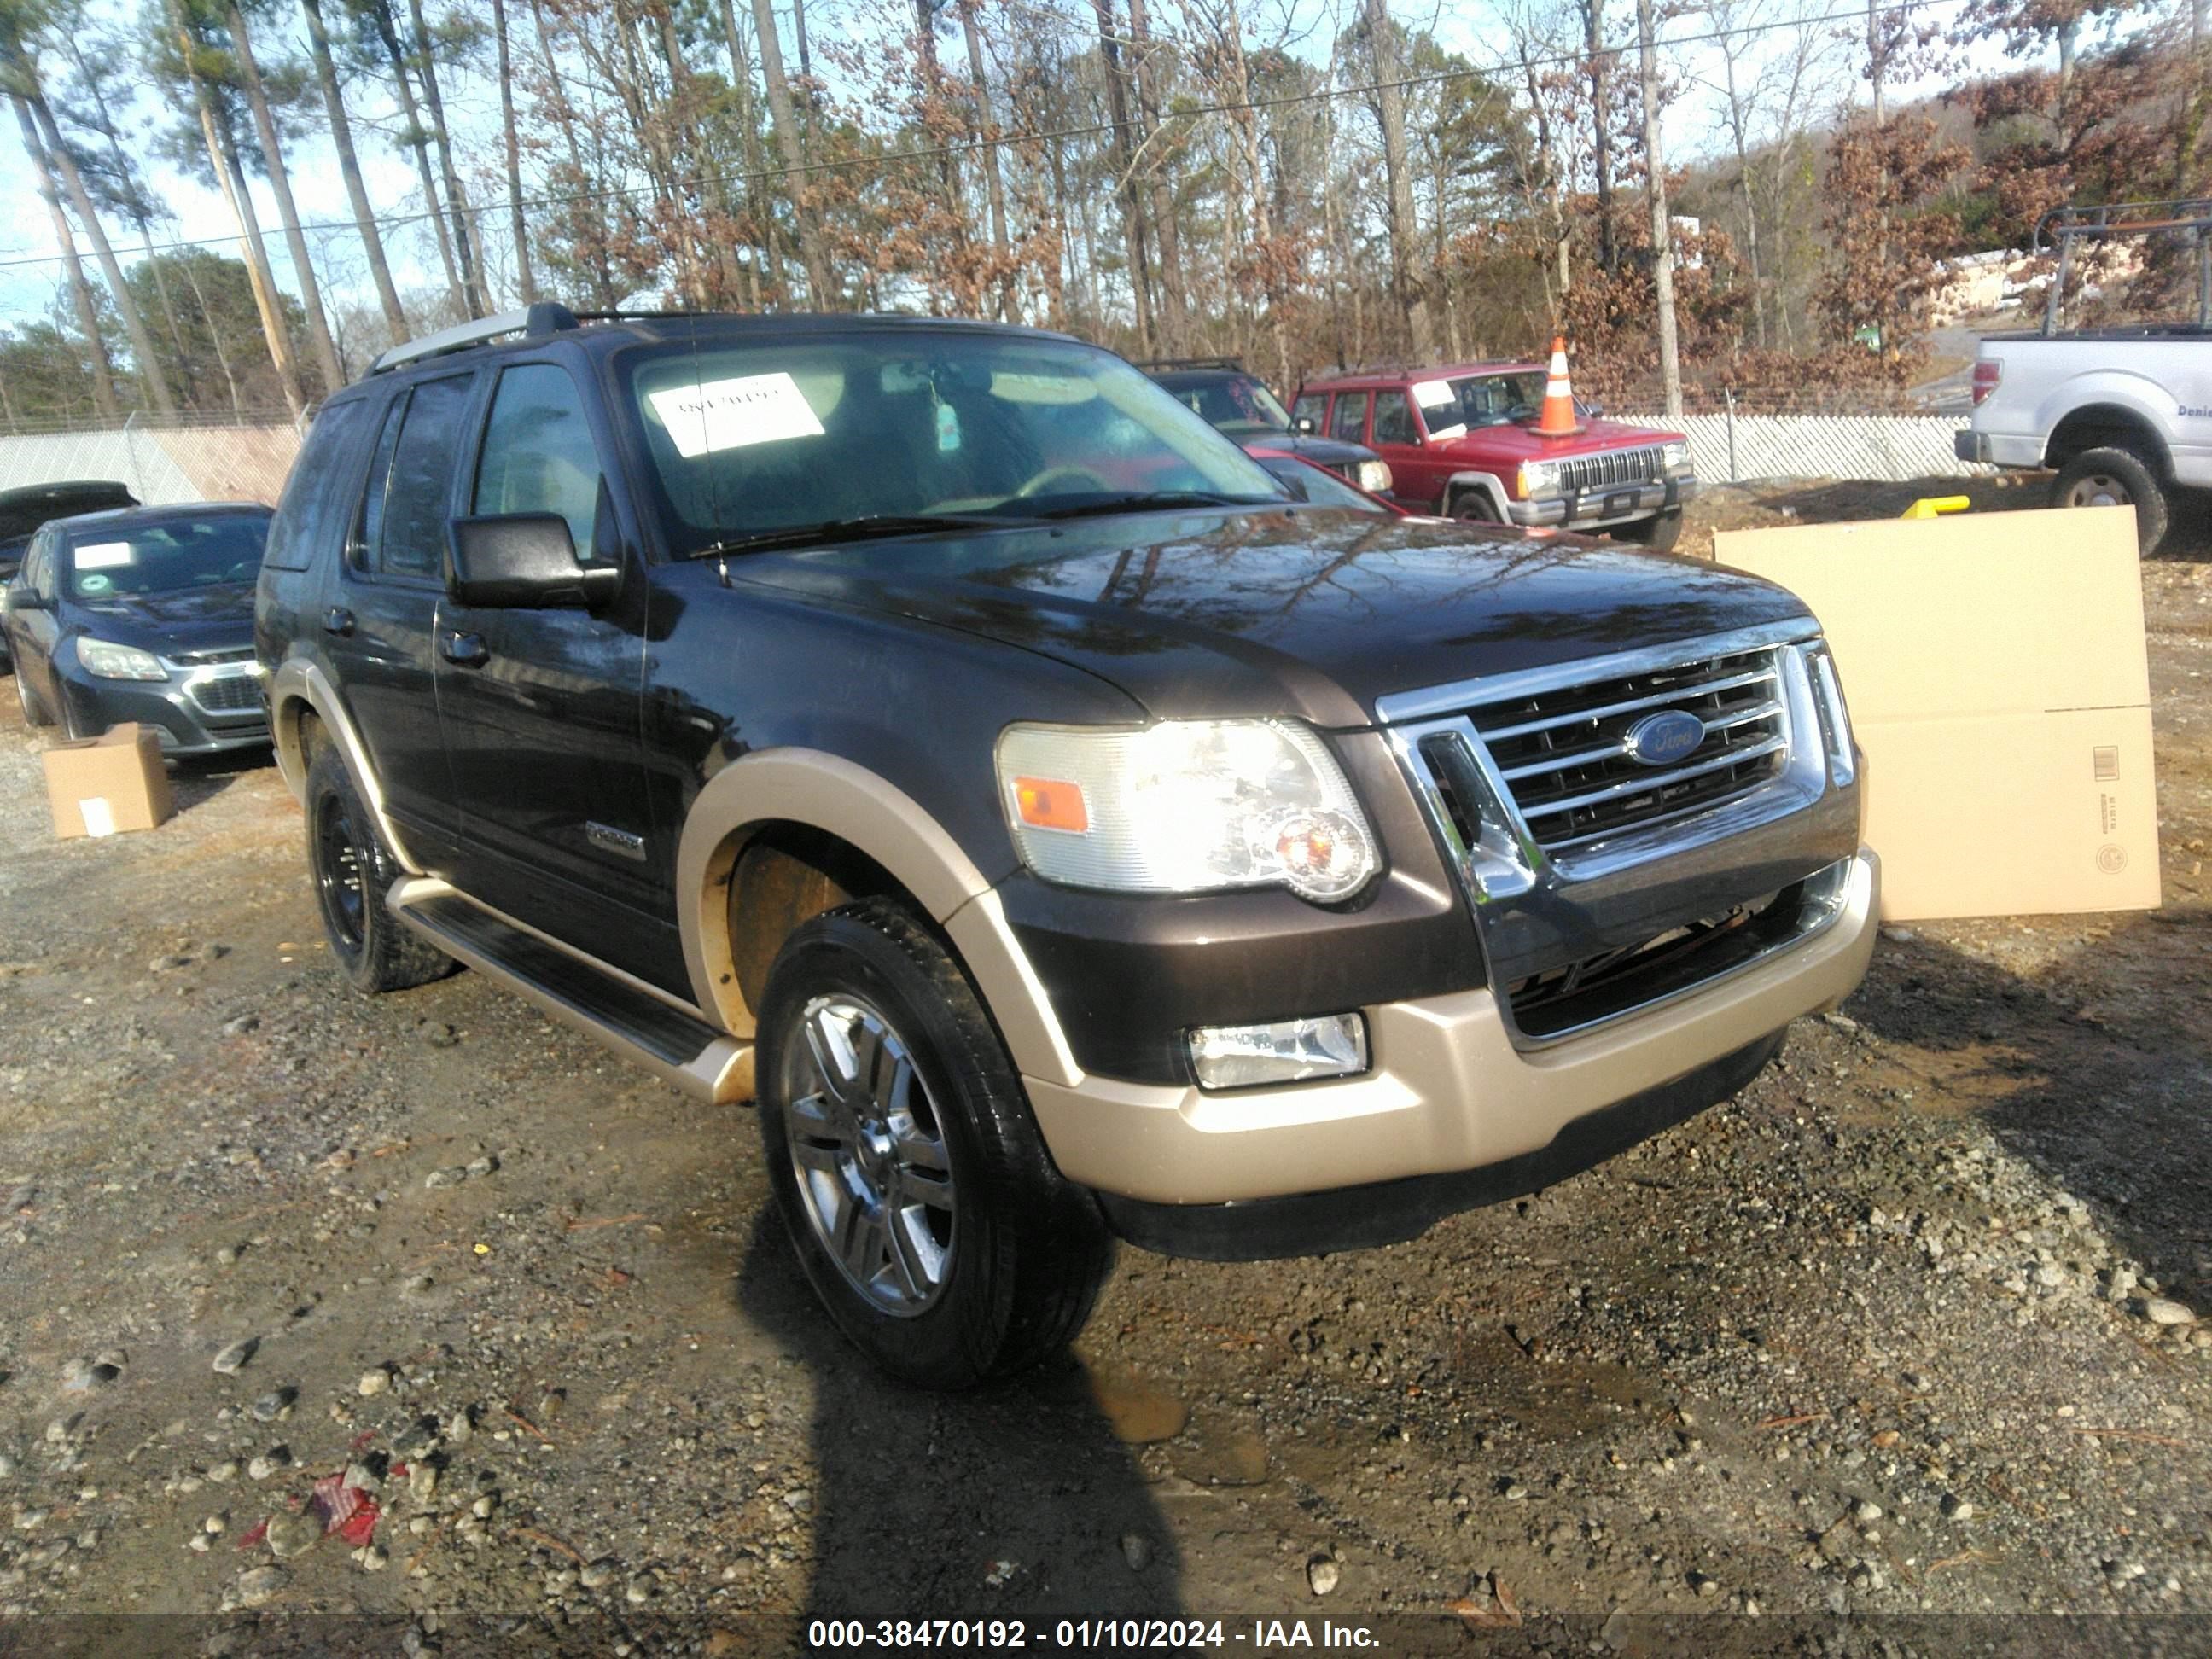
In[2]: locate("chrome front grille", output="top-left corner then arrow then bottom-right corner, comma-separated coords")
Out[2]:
1555,445 -> 1662,495
1377,620 -> 1861,1044
191,672 -> 264,714
1470,645 -> 1790,853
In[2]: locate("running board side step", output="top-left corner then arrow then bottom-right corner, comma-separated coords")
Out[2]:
387,877 -> 753,1103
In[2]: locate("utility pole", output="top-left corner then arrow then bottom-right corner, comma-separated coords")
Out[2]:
1637,0 -> 1681,417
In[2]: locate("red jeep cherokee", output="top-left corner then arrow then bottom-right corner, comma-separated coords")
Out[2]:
1293,363 -> 1697,551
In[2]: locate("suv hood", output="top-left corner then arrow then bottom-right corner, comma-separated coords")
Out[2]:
1239,432 -> 1377,467
739,507 -> 1810,728
69,584 -> 257,657
1436,415 -> 1681,461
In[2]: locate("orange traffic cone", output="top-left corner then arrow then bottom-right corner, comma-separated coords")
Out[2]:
1534,336 -> 1583,436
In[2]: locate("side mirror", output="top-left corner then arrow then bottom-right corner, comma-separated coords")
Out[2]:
1582,399 -> 1605,420
1295,415 -> 1316,434
447,514 -> 619,610
2,583 -> 46,613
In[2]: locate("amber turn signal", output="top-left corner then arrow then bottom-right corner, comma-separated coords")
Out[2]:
1012,776 -> 1089,833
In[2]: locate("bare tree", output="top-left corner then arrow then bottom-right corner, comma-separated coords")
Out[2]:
1363,0 -> 1432,355
492,0 -> 535,305
300,0 -> 408,336
1634,0 -> 1680,415
9,93 -> 119,417
752,0 -> 838,305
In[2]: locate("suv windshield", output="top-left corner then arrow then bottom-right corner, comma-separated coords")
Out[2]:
1155,373 -> 1295,435
62,512 -> 271,599
624,333 -> 1287,556
1414,372 -> 1547,439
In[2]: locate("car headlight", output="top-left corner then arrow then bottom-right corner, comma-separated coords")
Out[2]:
1517,459 -> 1559,498
1353,459 -> 1393,494
997,719 -> 1379,902
1662,439 -> 1691,471
78,638 -> 168,681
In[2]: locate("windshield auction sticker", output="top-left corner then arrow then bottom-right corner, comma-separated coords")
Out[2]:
648,372 -> 827,458
73,541 -> 134,569
1412,379 -> 1456,408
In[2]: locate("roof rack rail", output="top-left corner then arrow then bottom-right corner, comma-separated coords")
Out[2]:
1135,355 -> 1244,373
369,302 -> 582,374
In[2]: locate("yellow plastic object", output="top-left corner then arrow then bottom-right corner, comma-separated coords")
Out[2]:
1900,495 -> 1971,520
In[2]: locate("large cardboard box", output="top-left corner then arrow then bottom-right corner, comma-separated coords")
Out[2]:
42,723 -> 174,840
1714,506 -> 2160,921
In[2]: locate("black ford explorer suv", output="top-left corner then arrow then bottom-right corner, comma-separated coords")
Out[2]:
259,307 -> 1876,1388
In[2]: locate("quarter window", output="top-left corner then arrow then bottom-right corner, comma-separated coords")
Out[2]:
1328,392 -> 1370,444
1371,391 -> 1416,445
265,399 -> 368,572
473,364 -> 605,557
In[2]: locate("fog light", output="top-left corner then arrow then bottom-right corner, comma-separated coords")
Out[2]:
1188,1012 -> 1368,1090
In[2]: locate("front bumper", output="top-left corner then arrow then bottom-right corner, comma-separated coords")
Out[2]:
58,661 -> 271,756
1026,847 -> 1877,1236
1510,474 -> 1697,531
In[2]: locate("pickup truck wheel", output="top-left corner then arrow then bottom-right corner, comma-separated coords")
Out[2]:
2052,446 -> 2168,555
304,745 -> 453,994
1615,509 -> 1683,553
758,899 -> 1109,1389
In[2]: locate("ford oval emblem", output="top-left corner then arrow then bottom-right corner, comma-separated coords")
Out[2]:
1625,709 -> 1707,767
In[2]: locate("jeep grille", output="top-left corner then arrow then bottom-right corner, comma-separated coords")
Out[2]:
1554,445 -> 1664,495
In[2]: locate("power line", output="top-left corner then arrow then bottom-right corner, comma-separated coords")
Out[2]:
0,0 -> 1964,280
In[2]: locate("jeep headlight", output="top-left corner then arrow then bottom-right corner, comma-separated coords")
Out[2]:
1662,439 -> 1691,472
1517,458 -> 1559,498
78,638 -> 167,681
1353,459 -> 1393,494
997,719 -> 1379,902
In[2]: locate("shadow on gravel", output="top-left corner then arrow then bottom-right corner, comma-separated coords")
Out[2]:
733,1210 -> 1185,1624
1847,918 -> 2212,1306
166,742 -> 277,817
1763,475 -> 2212,562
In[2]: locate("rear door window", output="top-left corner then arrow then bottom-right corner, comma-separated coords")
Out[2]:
265,399 -> 370,571
363,374 -> 474,580
1329,392 -> 1371,444
1371,391 -> 1416,445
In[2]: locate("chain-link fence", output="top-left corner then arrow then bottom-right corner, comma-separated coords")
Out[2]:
0,411 -> 303,507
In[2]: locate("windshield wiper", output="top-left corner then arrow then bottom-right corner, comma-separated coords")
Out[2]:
692,512 -> 1010,559
1025,490 -> 1281,521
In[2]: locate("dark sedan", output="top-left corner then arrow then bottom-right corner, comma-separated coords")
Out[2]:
1143,361 -> 1394,495
0,480 -> 139,667
2,502 -> 274,754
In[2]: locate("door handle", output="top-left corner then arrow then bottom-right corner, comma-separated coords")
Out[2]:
440,632 -> 490,668
322,606 -> 355,637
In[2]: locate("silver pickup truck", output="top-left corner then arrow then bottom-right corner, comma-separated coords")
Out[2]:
1957,323 -> 2212,555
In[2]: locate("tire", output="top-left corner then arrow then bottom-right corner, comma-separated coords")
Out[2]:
757,898 -> 1110,1389
1449,487 -> 1500,523
1615,508 -> 1684,553
2052,445 -> 2168,556
304,743 -> 452,994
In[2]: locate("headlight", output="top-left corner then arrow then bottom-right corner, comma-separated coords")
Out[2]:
997,719 -> 1379,901
1353,459 -> 1393,494
1517,459 -> 1558,498
78,638 -> 167,681
1662,439 -> 1691,471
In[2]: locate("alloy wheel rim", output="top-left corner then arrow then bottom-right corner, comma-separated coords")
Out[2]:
316,797 -> 367,950
783,993 -> 957,1316
2068,474 -> 2129,509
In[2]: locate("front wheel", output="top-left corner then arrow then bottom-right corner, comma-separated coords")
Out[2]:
1614,509 -> 1683,553
2052,446 -> 2168,556
757,899 -> 1109,1388
1449,487 -> 1501,523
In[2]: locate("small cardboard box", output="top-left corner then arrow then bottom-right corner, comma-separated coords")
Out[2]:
1714,505 -> 2160,921
42,723 -> 174,840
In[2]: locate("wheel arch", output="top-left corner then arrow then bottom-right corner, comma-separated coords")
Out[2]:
1443,470 -> 1511,518
2044,401 -> 2173,475
267,658 -> 425,875
676,748 -> 1083,1088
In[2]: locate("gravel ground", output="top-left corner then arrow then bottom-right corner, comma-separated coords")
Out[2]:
1,522 -> 2209,1652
